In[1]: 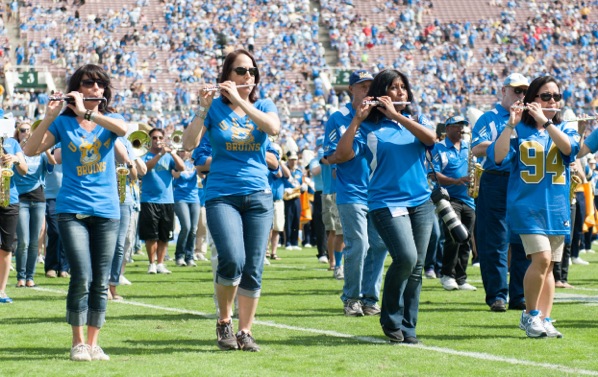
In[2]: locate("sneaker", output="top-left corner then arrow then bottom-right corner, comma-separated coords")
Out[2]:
70,344 -> 91,362
59,271 -> 71,278
490,300 -> 507,312
176,258 -> 187,267
156,263 -> 171,274
580,249 -> 587,254
458,282 -> 477,291
519,311 -> 547,338
90,345 -> 110,361
304,243 -> 312,248
362,303 -> 381,316
440,276 -> 459,291
382,326 -> 404,343
45,270 -> 57,278
147,263 -> 157,274
472,262 -> 480,268
402,336 -> 421,345
318,255 -> 329,264
424,269 -> 437,279
344,299 -> 364,316
543,318 -> 563,338
263,256 -> 271,266
291,245 -> 302,251
0,291 -> 13,304
285,245 -> 293,250
587,248 -> 596,254
119,275 -> 132,285
236,331 -> 260,352
334,265 -> 344,280
37,255 -> 45,264
196,254 -> 209,261
572,257 -> 590,265
186,260 -> 197,267
216,320 -> 239,351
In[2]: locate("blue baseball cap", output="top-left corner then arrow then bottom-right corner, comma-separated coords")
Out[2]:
445,115 -> 469,126
349,70 -> 374,86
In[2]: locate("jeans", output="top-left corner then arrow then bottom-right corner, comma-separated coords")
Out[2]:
424,215 -> 443,274
370,200 -> 434,338
109,204 -> 132,285
45,199 -> 69,273
284,197 -> 300,246
206,191 -> 273,298
441,200 -> 475,285
338,203 -> 387,306
58,214 -> 119,328
16,200 -> 46,281
174,201 -> 200,262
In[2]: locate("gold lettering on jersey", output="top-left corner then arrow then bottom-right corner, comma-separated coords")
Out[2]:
77,138 -> 104,176
225,142 -> 261,151
103,139 -> 111,149
218,120 -> 230,131
68,142 -> 77,152
224,118 -> 261,152
77,162 -> 107,176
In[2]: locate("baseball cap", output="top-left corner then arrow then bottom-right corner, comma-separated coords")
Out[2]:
503,73 -> 530,87
287,150 -> 298,160
445,115 -> 469,126
349,70 -> 374,86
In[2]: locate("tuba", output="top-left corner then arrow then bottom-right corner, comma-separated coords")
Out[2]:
128,130 -> 150,157
0,137 -> 15,208
467,147 -> 484,199
116,164 -> 130,203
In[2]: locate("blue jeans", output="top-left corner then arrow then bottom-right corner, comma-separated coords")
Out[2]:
58,214 -> 119,328
174,201 -> 200,262
370,200 -> 434,338
45,199 -> 69,273
206,191 -> 273,298
424,215 -> 443,274
16,200 -> 46,282
338,203 -> 387,306
109,204 -> 132,285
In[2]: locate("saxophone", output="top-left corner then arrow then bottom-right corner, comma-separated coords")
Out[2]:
467,146 -> 484,199
0,137 -> 15,208
116,164 -> 130,204
570,172 -> 582,203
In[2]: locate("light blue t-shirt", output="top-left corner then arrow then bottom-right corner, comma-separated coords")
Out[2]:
203,97 -> 277,202
355,113 -> 435,211
471,104 -> 511,172
2,137 -> 22,205
584,127 -> 598,153
487,121 -> 580,235
432,138 -> 475,209
48,113 -> 122,218
308,152 -> 324,192
173,159 -> 199,203
13,152 -> 45,196
141,151 -> 176,203
43,151 -> 63,200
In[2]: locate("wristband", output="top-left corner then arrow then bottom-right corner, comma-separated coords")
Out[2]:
505,123 -> 515,130
542,120 -> 553,129
197,112 -> 207,120
84,110 -> 93,121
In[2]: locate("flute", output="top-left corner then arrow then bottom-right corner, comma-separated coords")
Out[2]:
202,84 -> 256,92
565,116 -> 598,122
49,96 -> 106,103
512,106 -> 561,112
363,100 -> 411,106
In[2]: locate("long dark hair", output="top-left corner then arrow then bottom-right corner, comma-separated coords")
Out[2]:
521,75 -> 562,126
62,64 -> 113,117
365,69 -> 414,124
218,49 -> 259,104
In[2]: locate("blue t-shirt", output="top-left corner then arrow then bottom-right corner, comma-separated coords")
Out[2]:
323,103 -> 368,205
432,138 -> 475,209
2,137 -> 22,205
14,153 -> 46,196
141,151 -> 176,203
48,113 -> 122,218
584,127 -> 598,153
355,114 -> 435,211
308,153 -> 324,192
192,135 -> 212,170
42,151 -> 62,200
487,121 -> 580,235
269,169 -> 285,201
471,104 -> 511,172
173,159 -> 199,203
203,97 -> 277,202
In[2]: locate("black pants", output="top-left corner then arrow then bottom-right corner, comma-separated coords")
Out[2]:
312,191 -> 326,257
284,198 -> 300,247
441,199 -> 475,285
554,202 -> 575,283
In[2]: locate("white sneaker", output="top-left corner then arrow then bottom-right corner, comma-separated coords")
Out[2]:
572,257 -> 590,265
580,249 -> 587,254
90,345 -> 110,361
458,282 -> 477,291
334,265 -> 344,280
285,245 -> 293,250
156,263 -> 171,274
147,263 -> 157,274
176,258 -> 187,267
70,344 -> 91,362
37,255 -> 45,264
587,248 -> 596,254
543,318 -> 563,338
119,275 -> 132,285
519,311 -> 547,338
196,254 -> 209,261
424,269 -> 437,279
186,260 -> 197,267
292,245 -> 302,250
472,262 -> 480,268
440,276 -> 459,291
318,255 -> 329,264
304,243 -> 312,248
263,256 -> 271,266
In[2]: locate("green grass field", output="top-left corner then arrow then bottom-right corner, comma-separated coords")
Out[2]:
1,246 -> 597,377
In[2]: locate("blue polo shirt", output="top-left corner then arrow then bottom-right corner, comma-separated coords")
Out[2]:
471,104 -> 511,172
432,138 -> 475,209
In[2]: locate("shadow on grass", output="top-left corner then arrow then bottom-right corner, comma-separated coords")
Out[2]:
0,347 -> 67,360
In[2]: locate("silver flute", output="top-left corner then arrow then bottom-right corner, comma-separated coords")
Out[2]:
363,100 -> 411,106
49,96 -> 106,103
565,116 -> 598,122
202,84 -> 256,92
512,106 -> 561,112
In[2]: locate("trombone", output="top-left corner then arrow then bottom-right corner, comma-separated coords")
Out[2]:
128,130 -> 150,157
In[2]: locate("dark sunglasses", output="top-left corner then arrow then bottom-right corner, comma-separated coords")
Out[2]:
513,88 -> 527,95
19,128 -> 30,133
536,92 -> 562,102
152,136 -> 164,140
81,79 -> 108,89
233,67 -> 258,76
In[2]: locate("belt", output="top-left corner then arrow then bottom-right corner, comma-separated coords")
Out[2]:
484,170 -> 509,177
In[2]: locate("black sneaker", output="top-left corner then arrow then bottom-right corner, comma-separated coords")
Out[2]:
508,301 -> 526,311
490,300 -> 507,312
382,326 -> 404,343
236,331 -> 260,352
216,320 -> 239,350
402,336 -> 421,345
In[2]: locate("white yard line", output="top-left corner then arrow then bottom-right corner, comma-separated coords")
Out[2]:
32,286 -> 598,375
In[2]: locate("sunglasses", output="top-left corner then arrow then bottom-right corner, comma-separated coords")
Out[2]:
152,136 -> 164,140
536,92 -> 562,102
19,128 -> 30,133
81,79 -> 108,89
233,67 -> 258,76
513,88 -> 527,95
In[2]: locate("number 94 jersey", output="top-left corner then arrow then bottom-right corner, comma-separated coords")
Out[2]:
489,121 -> 580,235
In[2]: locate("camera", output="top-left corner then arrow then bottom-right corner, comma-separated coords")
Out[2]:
431,187 -> 470,244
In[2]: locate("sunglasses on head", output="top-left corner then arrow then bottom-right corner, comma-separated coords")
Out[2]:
513,87 -> 527,95
152,136 -> 164,140
233,67 -> 258,76
536,92 -> 562,102
19,128 -> 30,133
81,79 -> 108,89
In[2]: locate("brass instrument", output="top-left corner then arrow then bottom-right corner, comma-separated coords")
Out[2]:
116,164 -> 129,204
467,147 -> 484,199
168,130 -> 183,150
283,187 -> 301,201
128,130 -> 150,157
570,173 -> 582,203
0,137 -> 15,207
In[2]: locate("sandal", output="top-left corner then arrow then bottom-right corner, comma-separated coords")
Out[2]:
270,254 -> 281,260
26,281 -> 36,288
16,280 -> 26,288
